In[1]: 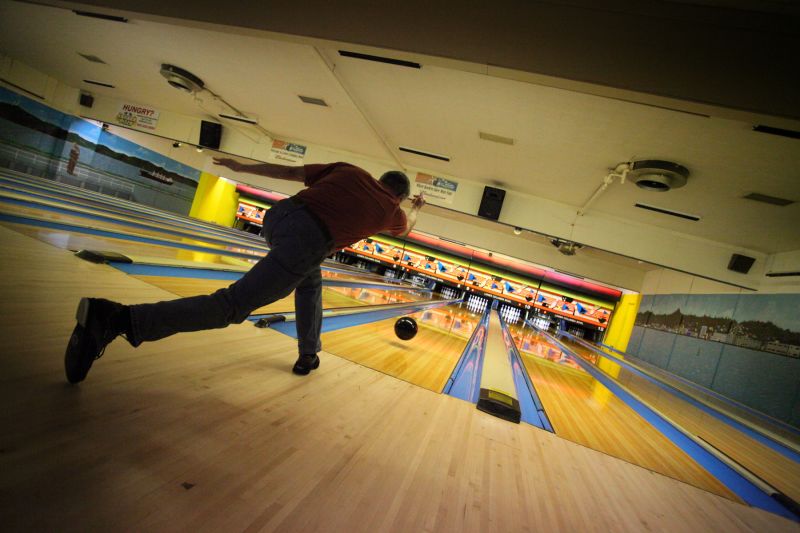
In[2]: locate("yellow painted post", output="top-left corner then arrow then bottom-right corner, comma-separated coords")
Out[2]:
189,172 -> 239,226
180,172 -> 240,263
603,293 -> 642,353
592,293 -> 641,405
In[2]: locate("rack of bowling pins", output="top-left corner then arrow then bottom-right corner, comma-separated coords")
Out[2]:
499,303 -> 522,324
465,294 -> 488,312
440,287 -> 460,299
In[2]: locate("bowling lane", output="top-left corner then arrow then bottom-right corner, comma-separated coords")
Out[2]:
563,338 -> 800,504
621,350 -> 800,446
321,302 -> 482,393
507,324 -> 737,501
129,279 -> 428,316
0,198 -> 267,254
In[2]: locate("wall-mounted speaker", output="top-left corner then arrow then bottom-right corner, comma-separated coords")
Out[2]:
79,93 -> 94,108
199,120 -> 222,149
478,186 -> 506,220
728,254 -> 755,274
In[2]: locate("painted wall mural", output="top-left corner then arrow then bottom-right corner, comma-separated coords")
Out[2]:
636,292 -> 800,358
0,87 -> 199,214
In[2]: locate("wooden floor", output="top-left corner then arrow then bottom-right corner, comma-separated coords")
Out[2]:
1,225 -> 797,531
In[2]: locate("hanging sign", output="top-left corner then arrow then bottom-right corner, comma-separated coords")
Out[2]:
115,103 -> 160,130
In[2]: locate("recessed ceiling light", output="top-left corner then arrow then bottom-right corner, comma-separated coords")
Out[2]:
742,192 -> 794,206
398,146 -> 450,162
634,203 -> 700,221
78,53 -> 106,64
479,131 -> 515,145
298,95 -> 328,107
83,79 -> 115,88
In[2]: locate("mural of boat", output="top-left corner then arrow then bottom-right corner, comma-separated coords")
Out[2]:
140,169 -> 173,185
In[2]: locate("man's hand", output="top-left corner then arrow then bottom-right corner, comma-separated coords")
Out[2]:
212,157 -> 242,172
410,193 -> 426,209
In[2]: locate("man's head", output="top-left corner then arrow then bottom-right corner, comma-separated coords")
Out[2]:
379,171 -> 410,200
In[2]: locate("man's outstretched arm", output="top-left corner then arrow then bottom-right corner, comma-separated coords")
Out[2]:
399,194 -> 426,237
213,157 -> 306,182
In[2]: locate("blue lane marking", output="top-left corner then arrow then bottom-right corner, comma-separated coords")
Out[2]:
561,333 -> 800,464
251,300 -> 457,337
0,212 -> 266,261
599,340 -> 800,439
541,329 -> 798,521
111,262 -> 243,280
500,316 -> 553,431
444,309 -> 490,403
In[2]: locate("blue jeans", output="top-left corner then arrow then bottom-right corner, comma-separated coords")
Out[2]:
129,198 -> 334,356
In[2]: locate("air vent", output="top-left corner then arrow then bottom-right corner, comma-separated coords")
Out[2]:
83,79 -> 115,88
479,131 -> 515,145
398,146 -> 450,162
338,50 -> 421,69
753,125 -> 800,140
635,203 -> 700,221
73,10 -> 128,23
765,271 -> 800,278
743,193 -> 795,206
78,53 -> 107,64
298,95 -> 328,107
218,113 -> 258,125
629,160 -> 689,191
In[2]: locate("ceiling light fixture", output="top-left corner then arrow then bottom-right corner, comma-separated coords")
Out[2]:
513,227 -> 522,235
629,160 -> 689,191
159,64 -> 274,139
196,146 -> 203,153
159,64 -> 205,93
550,238 -> 582,256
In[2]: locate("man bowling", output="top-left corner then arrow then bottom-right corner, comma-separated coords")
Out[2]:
64,159 -> 426,382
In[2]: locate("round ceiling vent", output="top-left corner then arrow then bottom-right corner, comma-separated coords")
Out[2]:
629,160 -> 689,191
159,64 -> 205,94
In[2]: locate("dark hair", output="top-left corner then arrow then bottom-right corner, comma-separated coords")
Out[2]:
379,171 -> 410,198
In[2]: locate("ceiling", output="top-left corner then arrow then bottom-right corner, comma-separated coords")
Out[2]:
0,0 -> 798,284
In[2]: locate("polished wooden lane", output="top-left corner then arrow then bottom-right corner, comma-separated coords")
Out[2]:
126,276 -> 426,316
1,224 -> 794,532
565,339 -> 800,505
321,304 -> 481,392
623,350 -> 800,446
509,324 -> 739,501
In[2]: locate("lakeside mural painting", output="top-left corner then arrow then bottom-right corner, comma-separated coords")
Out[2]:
0,87 -> 199,214
636,292 -> 800,359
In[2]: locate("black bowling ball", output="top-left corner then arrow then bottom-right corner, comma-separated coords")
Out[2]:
394,317 -> 418,341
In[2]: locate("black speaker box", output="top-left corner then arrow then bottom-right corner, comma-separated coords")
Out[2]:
728,254 -> 755,274
79,93 -> 94,108
478,186 -> 506,220
199,121 -> 222,149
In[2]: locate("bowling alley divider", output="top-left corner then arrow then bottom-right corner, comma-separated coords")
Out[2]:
443,303 -> 554,430
250,294 -> 459,337
539,327 -> 800,522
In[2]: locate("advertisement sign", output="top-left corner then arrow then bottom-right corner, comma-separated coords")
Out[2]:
115,103 -> 160,130
270,139 -> 307,164
415,173 -> 458,204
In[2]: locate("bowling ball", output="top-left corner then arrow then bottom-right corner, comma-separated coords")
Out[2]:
394,317 -> 418,341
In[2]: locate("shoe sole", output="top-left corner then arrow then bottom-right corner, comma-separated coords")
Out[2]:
76,297 -> 91,327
